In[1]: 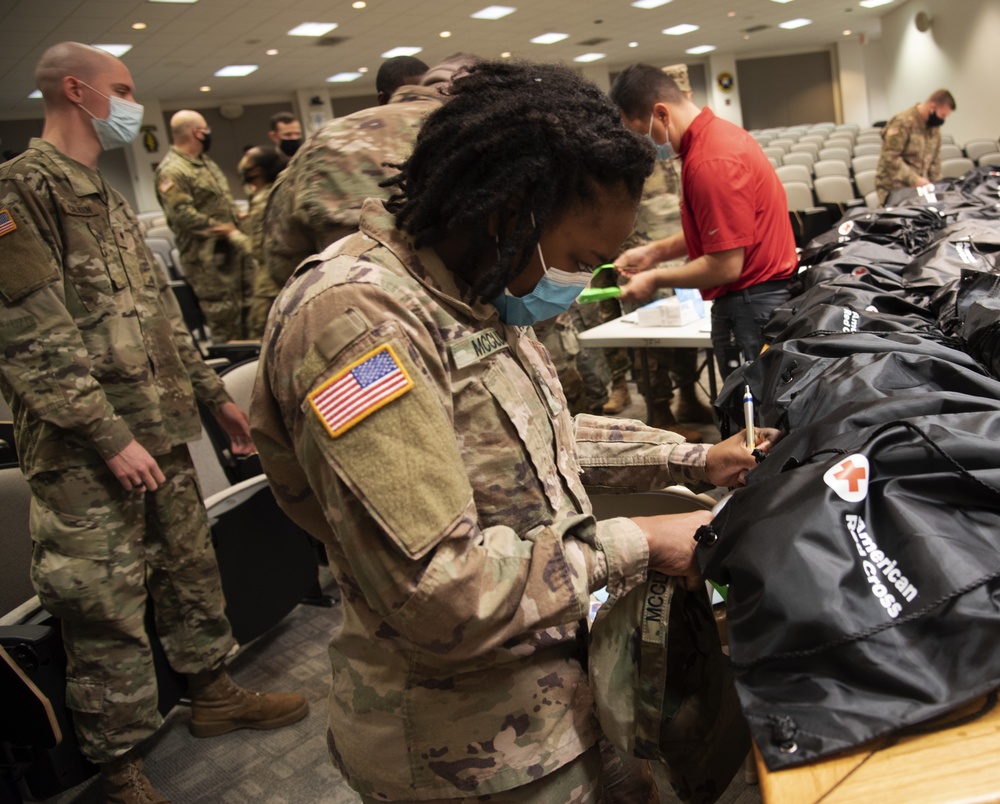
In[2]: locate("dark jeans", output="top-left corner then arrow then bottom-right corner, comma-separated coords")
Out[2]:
710,283 -> 792,381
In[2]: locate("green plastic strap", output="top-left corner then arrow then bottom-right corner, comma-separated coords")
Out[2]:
578,286 -> 622,303
578,263 -> 621,303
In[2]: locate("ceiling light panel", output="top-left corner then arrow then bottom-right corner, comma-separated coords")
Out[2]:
778,18 -> 812,28
574,53 -> 606,62
662,24 -> 699,35
327,72 -> 363,82
471,6 -> 516,19
287,22 -> 338,37
686,45 -> 716,54
214,65 -> 258,77
859,0 -> 893,6
531,32 -> 569,44
632,0 -> 673,8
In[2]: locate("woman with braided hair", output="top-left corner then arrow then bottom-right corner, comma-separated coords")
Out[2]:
252,59 -> 771,803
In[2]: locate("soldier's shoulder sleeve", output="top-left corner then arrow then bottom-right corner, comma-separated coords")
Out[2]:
287,283 -> 472,561
0,181 -> 60,303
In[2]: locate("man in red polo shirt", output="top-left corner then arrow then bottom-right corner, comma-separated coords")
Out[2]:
611,64 -> 798,380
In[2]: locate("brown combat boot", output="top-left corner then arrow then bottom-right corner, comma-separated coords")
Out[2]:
602,376 -> 631,415
99,753 -> 170,804
674,385 -> 715,424
649,403 -> 704,443
187,668 -> 309,738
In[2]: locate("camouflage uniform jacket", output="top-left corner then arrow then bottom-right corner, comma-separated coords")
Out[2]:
0,138 -> 231,477
621,158 -> 682,252
263,84 -> 445,287
875,105 -> 943,203
154,145 -> 248,273
251,198 -> 715,799
247,182 -> 281,293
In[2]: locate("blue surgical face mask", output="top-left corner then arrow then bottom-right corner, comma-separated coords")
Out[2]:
491,232 -> 591,326
647,113 -> 675,161
78,80 -> 144,151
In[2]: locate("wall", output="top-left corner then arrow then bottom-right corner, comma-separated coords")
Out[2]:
735,51 -> 836,130
879,0 -> 1000,144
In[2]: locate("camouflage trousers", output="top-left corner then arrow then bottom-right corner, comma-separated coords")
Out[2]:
28,445 -> 236,763
184,245 -> 256,343
246,263 -> 281,340
357,736 -> 656,803
644,347 -> 701,402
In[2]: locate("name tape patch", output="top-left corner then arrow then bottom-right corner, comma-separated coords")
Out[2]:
309,344 -> 412,438
450,328 -> 508,369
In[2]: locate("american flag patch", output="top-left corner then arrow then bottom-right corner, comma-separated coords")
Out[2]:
309,344 -> 413,438
0,209 -> 16,237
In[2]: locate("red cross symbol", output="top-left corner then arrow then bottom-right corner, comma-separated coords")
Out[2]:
834,459 -> 867,492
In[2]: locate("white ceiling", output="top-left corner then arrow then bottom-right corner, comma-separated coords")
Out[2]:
0,0 -> 895,121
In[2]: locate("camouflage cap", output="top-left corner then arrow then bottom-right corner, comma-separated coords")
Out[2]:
589,572 -> 750,803
662,64 -> 691,94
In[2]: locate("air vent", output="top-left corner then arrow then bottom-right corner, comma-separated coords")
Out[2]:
743,24 -> 770,33
577,37 -> 610,46
316,36 -> 349,47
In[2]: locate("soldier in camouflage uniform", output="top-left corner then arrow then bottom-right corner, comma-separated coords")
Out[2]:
263,54 -> 477,290
0,43 -> 307,803
251,60 -> 762,803
237,146 -> 287,338
155,109 -> 256,342
876,89 -> 956,205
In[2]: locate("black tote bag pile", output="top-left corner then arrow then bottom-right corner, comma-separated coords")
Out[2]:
696,416 -> 1000,770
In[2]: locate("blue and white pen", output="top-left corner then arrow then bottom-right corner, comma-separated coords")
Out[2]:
743,385 -> 755,451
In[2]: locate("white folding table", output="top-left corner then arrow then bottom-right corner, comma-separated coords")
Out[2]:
577,304 -> 718,415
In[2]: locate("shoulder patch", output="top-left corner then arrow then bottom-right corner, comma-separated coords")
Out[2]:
0,209 -> 16,237
158,179 -> 174,194
309,344 -> 413,438
886,127 -> 899,137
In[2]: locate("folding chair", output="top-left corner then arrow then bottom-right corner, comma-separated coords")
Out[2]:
940,158 -> 974,179
782,151 -> 815,171
775,164 -> 813,189
851,155 -> 879,174
854,169 -> 877,199
814,175 -> 864,218
813,160 -> 850,179
964,140 -> 999,162
853,143 -> 882,157
783,181 -> 831,248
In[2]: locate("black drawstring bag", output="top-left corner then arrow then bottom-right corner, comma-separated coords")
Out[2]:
715,331 -> 999,436
696,416 -> 1000,770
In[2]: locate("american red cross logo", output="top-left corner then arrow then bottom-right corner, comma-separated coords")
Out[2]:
834,459 -> 867,492
823,453 -> 870,502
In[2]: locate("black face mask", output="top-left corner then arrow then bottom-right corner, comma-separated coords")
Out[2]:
198,131 -> 213,153
927,110 -> 945,128
279,138 -> 302,157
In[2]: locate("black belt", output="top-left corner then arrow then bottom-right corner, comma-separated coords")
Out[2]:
742,277 -> 792,295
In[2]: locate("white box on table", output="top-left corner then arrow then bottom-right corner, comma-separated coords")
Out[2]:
635,288 -> 705,327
